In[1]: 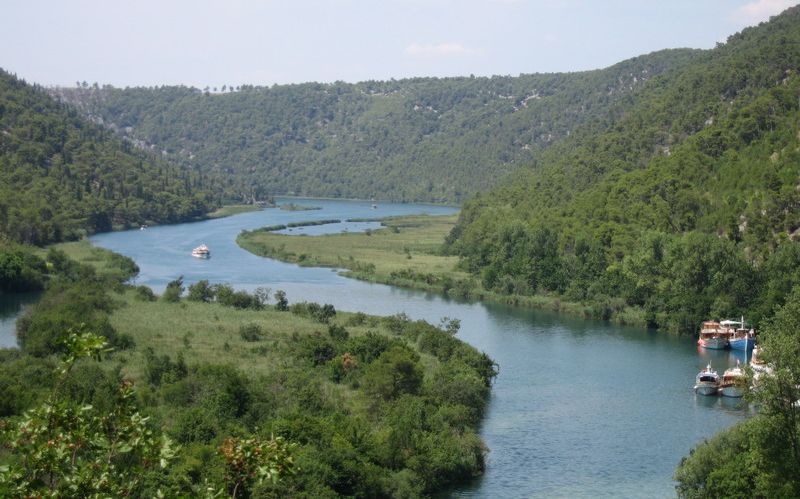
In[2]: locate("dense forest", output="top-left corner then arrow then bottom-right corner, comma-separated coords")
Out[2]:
0,69 -> 221,246
52,49 -> 700,203
445,6 -> 800,333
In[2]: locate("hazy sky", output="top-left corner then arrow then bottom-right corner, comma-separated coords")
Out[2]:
1,0 -> 797,88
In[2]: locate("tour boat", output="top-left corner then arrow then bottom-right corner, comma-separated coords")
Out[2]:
697,321 -> 730,349
694,364 -> 721,396
728,318 -> 756,350
191,244 -> 210,259
720,360 -> 746,398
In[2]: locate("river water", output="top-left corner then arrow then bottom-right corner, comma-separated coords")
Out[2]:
85,198 -> 748,497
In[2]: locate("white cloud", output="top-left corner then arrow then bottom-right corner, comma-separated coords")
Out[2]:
731,0 -> 796,25
403,42 -> 482,57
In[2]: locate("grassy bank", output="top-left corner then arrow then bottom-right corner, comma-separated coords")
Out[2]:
206,204 -> 265,219
237,215 -> 652,328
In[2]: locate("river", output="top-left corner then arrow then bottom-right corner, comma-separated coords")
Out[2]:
84,197 -> 748,497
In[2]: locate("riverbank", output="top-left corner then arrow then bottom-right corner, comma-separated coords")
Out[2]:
237,215 -> 651,329
4,238 -> 497,496
205,203 -> 267,218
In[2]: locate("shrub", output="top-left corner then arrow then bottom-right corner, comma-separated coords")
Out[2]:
135,285 -> 157,301
239,323 -> 263,342
328,324 -> 349,341
187,279 -> 215,302
163,276 -> 184,302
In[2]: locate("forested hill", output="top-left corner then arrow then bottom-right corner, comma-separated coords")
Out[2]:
51,49 -> 699,203
0,70 -> 220,245
446,6 -> 800,332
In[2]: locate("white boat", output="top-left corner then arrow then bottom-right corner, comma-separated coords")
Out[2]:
720,360 -> 746,398
191,244 -> 210,259
694,364 -> 720,396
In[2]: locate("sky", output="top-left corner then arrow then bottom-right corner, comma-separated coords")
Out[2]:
1,0 -> 797,88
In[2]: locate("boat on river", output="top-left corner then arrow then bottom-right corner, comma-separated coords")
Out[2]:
191,244 -> 210,259
720,360 -> 746,398
694,364 -> 720,396
697,321 -> 730,349
727,318 -> 756,350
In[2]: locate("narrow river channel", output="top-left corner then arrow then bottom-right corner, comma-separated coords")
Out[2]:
77,197 -> 749,497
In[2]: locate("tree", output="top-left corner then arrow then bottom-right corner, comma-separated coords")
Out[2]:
163,275 -> 184,302
274,290 -> 288,311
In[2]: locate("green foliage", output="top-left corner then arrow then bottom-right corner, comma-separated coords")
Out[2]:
163,275 -> 185,303
187,279 -> 215,303
144,347 -> 188,387
214,284 -> 263,310
446,7 -> 800,332
135,284 -> 157,301
0,70 -> 220,246
675,286 -> 800,497
290,301 -> 336,323
0,329 -> 177,497
0,246 -> 46,292
238,323 -> 263,342
218,436 -> 295,498
273,289 -> 288,311
361,346 -> 423,401
53,50 -> 699,204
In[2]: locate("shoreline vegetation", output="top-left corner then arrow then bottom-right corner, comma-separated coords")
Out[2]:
236,215 -> 648,328
0,239 -> 497,496
205,203 -> 268,219
279,202 -> 322,211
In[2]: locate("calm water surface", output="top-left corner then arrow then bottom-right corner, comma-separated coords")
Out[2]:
87,197 -> 748,498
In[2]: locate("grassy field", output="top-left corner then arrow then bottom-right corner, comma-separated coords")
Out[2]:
107,289 -> 382,383
238,214 -> 470,282
206,204 -> 265,218
237,215 -> 608,317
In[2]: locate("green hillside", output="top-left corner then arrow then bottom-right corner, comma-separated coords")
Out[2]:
445,6 -> 800,332
52,49 -> 699,203
0,70 -> 220,245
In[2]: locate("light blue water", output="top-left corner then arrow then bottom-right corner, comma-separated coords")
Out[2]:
82,197 -> 748,497
0,291 -> 40,348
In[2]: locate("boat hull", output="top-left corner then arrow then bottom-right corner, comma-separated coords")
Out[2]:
720,385 -> 744,398
698,337 -> 728,349
694,383 -> 719,396
729,337 -> 754,350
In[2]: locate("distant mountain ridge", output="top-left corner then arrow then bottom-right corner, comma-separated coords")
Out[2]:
51,49 -> 700,203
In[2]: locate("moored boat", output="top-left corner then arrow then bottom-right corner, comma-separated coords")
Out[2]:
728,318 -> 756,351
720,360 -> 746,398
694,364 -> 720,396
191,244 -> 210,259
697,321 -> 730,349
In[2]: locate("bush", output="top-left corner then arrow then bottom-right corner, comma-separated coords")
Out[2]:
361,346 -> 423,401
274,290 -> 288,311
328,324 -> 349,341
239,323 -> 263,342
163,276 -> 184,302
214,284 -> 262,309
187,279 -> 215,302
135,285 -> 157,301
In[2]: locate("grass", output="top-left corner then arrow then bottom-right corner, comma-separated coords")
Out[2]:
237,214 -> 652,327
41,240 -> 128,276
238,214 -> 469,280
206,204 -> 265,219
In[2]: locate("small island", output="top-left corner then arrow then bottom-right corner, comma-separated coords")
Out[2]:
279,202 -> 322,211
